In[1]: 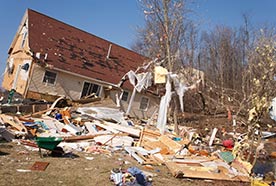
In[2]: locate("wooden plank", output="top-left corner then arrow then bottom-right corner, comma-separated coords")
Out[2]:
172,156 -> 218,164
159,135 -> 182,153
0,114 -> 27,132
124,147 -> 144,164
23,107 -> 58,118
45,96 -> 65,116
93,120 -> 119,134
137,127 -> 144,147
62,133 -> 126,142
165,161 -> 250,182
143,140 -> 172,155
104,121 -> 140,137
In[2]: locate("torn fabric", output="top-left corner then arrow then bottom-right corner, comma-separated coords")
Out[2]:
172,77 -> 201,112
171,76 -> 188,112
156,75 -> 172,134
126,70 -> 152,92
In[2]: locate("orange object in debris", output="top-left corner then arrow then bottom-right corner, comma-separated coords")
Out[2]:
188,146 -> 196,154
270,152 -> 276,158
199,150 -> 209,156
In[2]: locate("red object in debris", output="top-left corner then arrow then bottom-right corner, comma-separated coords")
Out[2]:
223,139 -> 234,149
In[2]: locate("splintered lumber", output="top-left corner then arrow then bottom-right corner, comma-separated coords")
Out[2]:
104,121 -> 140,137
18,116 -> 34,123
0,114 -> 27,132
93,120 -> 120,133
158,135 -> 182,153
165,161 -> 250,182
143,128 -> 161,139
137,128 -> 145,147
138,128 -> 161,147
94,120 -> 140,137
125,146 -> 160,165
63,133 -> 130,142
103,132 -> 122,145
172,156 -> 218,164
63,134 -> 103,142
125,147 -> 145,164
143,141 -> 171,155
45,96 -> 65,116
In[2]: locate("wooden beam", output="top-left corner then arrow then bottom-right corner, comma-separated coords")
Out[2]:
0,114 -> 27,132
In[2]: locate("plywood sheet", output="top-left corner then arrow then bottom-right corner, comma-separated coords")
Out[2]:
165,161 -> 249,182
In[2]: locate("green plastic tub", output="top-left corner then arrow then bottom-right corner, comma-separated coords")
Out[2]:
35,137 -> 63,150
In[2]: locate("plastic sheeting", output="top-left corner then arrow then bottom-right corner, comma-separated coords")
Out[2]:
126,70 -> 152,92
156,75 -> 172,134
171,76 -> 188,112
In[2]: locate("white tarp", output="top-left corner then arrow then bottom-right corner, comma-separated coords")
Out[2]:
126,70 -> 152,92
156,75 -> 172,134
171,76 -> 188,112
270,97 -> 276,121
156,73 -> 201,133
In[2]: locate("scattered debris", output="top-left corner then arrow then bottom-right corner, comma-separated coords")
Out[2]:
0,87 -> 275,185
30,161 -> 49,171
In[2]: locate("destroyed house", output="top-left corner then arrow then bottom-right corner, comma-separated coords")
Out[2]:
2,9 -> 160,118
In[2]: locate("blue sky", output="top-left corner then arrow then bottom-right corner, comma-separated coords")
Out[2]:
0,0 -> 275,85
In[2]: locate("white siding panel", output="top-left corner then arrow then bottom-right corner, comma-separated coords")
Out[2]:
28,64 -> 84,100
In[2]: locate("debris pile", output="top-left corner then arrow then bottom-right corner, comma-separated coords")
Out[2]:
1,97 -> 276,185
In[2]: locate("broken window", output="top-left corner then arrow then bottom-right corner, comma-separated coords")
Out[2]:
21,31 -> 27,48
81,82 -> 101,98
139,97 -> 149,111
121,91 -> 129,102
20,23 -> 28,48
43,70 -> 57,85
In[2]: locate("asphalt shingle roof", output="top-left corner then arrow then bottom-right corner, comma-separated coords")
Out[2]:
27,9 -> 147,86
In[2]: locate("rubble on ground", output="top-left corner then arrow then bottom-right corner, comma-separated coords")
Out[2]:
1,97 -> 276,185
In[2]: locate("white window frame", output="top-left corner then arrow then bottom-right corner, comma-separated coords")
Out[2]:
139,96 -> 150,111
42,70 -> 57,85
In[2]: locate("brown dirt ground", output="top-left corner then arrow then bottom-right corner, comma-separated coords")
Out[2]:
0,141 -> 250,186
0,115 -> 255,186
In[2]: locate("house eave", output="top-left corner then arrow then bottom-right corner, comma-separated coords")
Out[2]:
50,66 -> 120,89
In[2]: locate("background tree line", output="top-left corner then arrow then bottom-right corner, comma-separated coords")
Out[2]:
132,0 -> 276,119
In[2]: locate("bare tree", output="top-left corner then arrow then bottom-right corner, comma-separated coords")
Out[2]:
132,0 -> 195,71
132,0 -> 199,134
